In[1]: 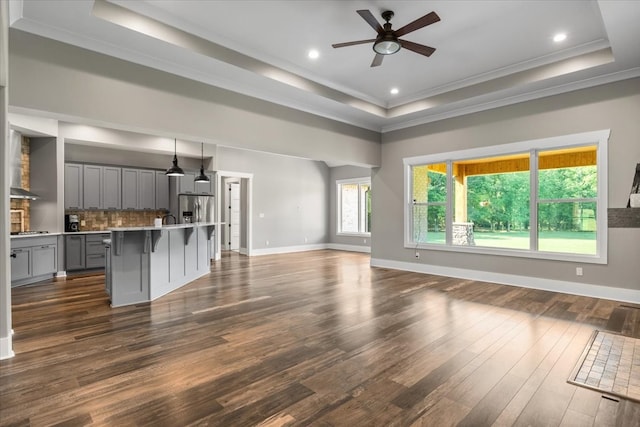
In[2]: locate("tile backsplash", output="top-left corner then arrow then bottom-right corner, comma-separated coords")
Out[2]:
65,210 -> 169,231
10,137 -> 31,232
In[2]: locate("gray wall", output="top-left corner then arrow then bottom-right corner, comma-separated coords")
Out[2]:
218,146 -> 329,250
29,137 -> 60,232
65,143 -> 203,171
329,165 -> 372,249
9,30 -> 381,168
375,78 -> 640,291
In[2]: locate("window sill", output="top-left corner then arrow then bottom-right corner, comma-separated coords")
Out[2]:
406,242 -> 607,265
337,232 -> 371,238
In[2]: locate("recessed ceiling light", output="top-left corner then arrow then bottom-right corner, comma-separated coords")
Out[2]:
553,33 -> 567,43
308,49 -> 319,59
390,87 -> 399,95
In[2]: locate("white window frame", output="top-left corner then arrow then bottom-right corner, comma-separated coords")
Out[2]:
403,129 -> 609,264
337,177 -> 371,236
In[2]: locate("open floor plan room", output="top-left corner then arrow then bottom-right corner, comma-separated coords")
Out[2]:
1,251 -> 640,426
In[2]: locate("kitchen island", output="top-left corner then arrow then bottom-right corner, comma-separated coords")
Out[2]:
107,223 -> 215,307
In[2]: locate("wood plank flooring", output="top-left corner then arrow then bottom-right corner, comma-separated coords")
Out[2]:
2,250 -> 640,426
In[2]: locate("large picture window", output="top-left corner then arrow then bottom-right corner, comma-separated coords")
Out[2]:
404,130 -> 609,263
337,178 -> 371,235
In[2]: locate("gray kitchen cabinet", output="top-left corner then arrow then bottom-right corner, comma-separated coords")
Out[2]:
178,172 -> 197,194
155,171 -> 169,211
65,234 -> 86,271
121,168 -> 139,210
139,170 -> 156,210
10,248 -> 31,282
32,244 -> 57,277
83,164 -> 103,210
102,166 -> 122,209
64,163 -> 84,209
195,173 -> 214,195
179,172 -> 213,195
85,234 -> 109,269
11,236 -> 58,286
122,168 -> 156,210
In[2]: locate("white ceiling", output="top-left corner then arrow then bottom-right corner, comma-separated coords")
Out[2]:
8,0 -> 640,132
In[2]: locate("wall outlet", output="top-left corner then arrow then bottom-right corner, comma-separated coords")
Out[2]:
265,240 -> 269,246
363,239 -> 367,244
304,237 -> 308,243
415,251 -> 420,258
576,267 -> 583,276
259,213 -> 265,218
80,220 -> 86,226
117,219 -> 122,226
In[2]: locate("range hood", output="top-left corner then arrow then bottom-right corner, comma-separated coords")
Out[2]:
10,129 -> 40,200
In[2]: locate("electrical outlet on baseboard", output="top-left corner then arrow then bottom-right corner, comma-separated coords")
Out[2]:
576,267 -> 583,276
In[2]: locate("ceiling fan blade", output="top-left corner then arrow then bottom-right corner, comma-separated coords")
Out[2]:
332,39 -> 377,48
371,54 -> 384,67
394,11 -> 440,37
399,39 -> 436,57
357,9 -> 384,35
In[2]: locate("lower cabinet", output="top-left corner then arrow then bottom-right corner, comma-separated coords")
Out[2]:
10,248 -> 31,282
65,233 -> 110,271
65,234 -> 86,271
86,234 -> 108,269
10,236 -> 58,287
32,245 -> 57,277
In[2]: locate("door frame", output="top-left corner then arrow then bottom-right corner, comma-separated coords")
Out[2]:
215,170 -> 253,258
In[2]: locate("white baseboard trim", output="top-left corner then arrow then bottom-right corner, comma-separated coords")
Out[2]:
371,258 -> 640,304
327,243 -> 371,254
56,271 -> 67,278
251,243 -> 329,256
0,335 -> 14,360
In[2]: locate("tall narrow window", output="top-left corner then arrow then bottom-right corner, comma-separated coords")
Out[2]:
412,163 -> 447,244
537,145 -> 597,255
337,178 -> 371,235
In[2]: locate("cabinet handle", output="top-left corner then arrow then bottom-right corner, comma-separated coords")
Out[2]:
10,253 -> 16,258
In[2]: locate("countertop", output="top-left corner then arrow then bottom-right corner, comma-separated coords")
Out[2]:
64,230 -> 112,235
10,232 -> 62,239
108,222 -> 218,232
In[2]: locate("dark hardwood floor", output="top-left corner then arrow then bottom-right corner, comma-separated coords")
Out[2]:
2,250 -> 640,426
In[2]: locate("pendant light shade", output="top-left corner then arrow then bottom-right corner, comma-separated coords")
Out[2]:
194,142 -> 210,183
165,138 -> 185,176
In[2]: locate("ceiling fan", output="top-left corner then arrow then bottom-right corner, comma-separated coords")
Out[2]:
332,9 -> 440,67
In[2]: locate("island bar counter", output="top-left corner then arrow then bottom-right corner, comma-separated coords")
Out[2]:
106,223 -> 215,307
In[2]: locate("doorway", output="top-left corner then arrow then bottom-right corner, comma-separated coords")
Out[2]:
215,171 -> 252,258
225,180 -> 241,252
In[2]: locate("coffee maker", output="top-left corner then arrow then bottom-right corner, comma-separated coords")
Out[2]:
65,214 -> 80,232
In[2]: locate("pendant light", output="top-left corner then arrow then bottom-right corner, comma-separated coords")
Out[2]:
194,142 -> 210,183
165,138 -> 185,176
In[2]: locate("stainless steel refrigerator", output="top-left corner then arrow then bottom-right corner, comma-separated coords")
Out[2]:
178,194 -> 215,224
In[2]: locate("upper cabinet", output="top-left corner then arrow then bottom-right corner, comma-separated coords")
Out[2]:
121,168 -> 139,210
66,163 -> 122,210
82,164 -> 103,210
155,171 -> 169,211
178,172 -> 214,195
122,168 -> 156,210
64,163 -> 84,210
178,171 -> 197,194
103,166 -> 122,210
139,170 -> 156,210
65,163 -> 211,211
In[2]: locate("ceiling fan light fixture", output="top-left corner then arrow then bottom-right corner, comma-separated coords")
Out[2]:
165,138 -> 185,176
373,36 -> 401,55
